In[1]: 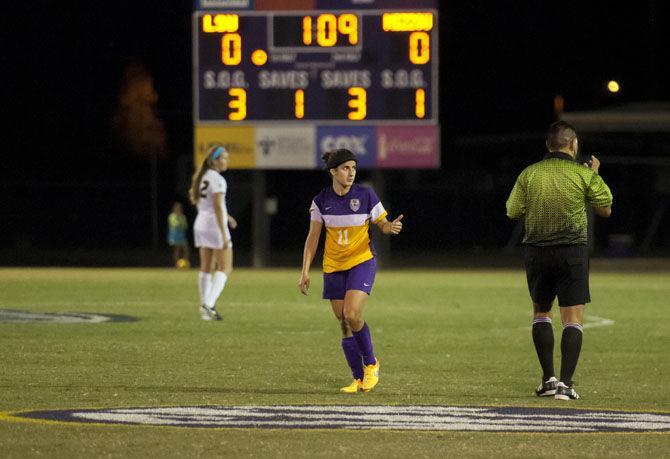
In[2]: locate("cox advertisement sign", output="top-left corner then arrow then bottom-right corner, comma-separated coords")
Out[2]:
317,127 -> 376,169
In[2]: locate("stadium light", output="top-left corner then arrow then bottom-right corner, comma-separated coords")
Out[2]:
607,80 -> 620,93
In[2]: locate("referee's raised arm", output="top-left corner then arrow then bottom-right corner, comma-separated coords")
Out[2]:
584,154 -> 613,218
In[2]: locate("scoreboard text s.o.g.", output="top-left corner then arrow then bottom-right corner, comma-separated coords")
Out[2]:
193,3 -> 439,169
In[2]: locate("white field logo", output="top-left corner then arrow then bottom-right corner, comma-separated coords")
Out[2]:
0,309 -> 137,324
13,406 -> 670,432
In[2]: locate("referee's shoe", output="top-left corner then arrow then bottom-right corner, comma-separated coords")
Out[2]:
535,377 -> 558,397
555,382 -> 580,400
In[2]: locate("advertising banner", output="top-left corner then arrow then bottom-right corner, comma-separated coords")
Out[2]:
194,125 -> 256,168
376,125 -> 439,169
255,126 -> 316,169
316,126 -> 376,169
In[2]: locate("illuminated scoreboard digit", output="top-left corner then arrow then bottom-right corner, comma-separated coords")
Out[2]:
195,10 -> 437,122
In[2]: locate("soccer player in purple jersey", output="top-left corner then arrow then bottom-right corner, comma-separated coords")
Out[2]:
299,149 -> 404,393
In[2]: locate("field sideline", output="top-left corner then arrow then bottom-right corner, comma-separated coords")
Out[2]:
0,267 -> 668,457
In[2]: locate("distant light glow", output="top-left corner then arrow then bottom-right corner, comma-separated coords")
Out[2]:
607,80 -> 620,93
554,94 -> 564,116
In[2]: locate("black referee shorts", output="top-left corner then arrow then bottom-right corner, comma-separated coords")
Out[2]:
523,244 -> 590,308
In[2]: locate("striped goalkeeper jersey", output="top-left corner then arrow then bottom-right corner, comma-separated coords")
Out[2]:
310,184 -> 387,273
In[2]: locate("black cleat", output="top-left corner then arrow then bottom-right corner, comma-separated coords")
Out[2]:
210,308 -> 222,321
555,382 -> 580,400
535,377 -> 558,397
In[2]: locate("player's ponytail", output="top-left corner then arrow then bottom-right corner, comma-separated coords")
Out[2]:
189,158 -> 210,205
189,144 -> 225,205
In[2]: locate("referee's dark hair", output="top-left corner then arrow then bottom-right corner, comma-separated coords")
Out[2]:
546,121 -> 577,151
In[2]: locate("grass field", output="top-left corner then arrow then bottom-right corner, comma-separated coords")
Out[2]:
0,266 -> 668,457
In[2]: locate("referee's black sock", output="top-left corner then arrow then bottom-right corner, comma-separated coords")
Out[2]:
532,318 -> 554,381
560,323 -> 583,386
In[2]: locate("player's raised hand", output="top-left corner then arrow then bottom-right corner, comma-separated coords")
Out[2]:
299,272 -> 311,295
389,214 -> 403,234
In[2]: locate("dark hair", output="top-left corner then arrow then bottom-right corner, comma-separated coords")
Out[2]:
546,121 -> 577,151
322,148 -> 357,170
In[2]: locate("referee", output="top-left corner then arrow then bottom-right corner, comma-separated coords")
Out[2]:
506,121 -> 613,400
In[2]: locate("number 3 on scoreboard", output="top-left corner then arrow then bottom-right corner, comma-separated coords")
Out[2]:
347,87 -> 366,120
228,88 -> 246,120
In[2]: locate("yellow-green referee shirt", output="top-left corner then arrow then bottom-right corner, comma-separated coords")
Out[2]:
506,152 -> 613,246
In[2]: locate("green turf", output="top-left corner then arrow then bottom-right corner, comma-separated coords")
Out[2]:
0,267 -> 668,457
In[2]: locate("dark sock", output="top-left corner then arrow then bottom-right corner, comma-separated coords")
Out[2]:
341,337 -> 364,380
560,324 -> 583,386
532,318 -> 555,381
352,322 -> 376,366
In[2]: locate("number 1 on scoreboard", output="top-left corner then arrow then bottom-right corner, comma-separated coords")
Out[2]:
295,89 -> 305,119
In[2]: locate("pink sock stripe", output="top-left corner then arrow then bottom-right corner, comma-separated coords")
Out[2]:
532,317 -> 552,324
564,322 -> 583,332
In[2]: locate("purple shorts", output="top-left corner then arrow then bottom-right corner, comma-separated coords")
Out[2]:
322,257 -> 377,300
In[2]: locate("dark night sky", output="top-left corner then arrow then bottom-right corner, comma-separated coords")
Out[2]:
2,1 -> 669,257
5,1 -> 668,176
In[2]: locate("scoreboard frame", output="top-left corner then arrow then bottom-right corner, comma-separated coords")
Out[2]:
192,3 -> 440,170
193,9 -> 439,125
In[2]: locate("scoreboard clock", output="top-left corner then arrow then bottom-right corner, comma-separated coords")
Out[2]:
193,1 -> 439,169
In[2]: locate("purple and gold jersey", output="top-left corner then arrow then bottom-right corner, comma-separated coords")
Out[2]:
310,184 -> 387,273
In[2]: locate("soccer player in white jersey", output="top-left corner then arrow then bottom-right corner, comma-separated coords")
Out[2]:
189,144 -> 237,321
299,149 -> 404,393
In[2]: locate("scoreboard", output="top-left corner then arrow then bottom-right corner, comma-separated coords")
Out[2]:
193,1 -> 439,169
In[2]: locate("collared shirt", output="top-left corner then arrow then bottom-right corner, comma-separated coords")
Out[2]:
506,151 -> 613,246
310,183 -> 387,273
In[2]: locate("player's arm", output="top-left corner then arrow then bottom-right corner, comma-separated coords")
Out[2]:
586,156 -> 613,218
593,206 -> 611,218
228,215 -> 238,229
300,220 -> 323,295
213,193 -> 230,247
506,177 -> 527,219
375,214 -> 404,235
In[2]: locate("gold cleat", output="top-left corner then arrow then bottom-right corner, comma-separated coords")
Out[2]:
361,360 -> 380,392
340,379 -> 363,394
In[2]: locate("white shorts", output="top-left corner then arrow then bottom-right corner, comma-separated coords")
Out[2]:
194,214 -> 232,249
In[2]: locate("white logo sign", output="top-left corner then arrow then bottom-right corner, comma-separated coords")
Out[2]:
255,127 -> 315,169
349,199 -> 361,212
320,135 -> 368,156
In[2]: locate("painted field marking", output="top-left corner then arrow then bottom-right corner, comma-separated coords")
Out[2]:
522,314 -> 614,331
0,309 -> 138,324
582,315 -> 615,329
7,405 -> 669,432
